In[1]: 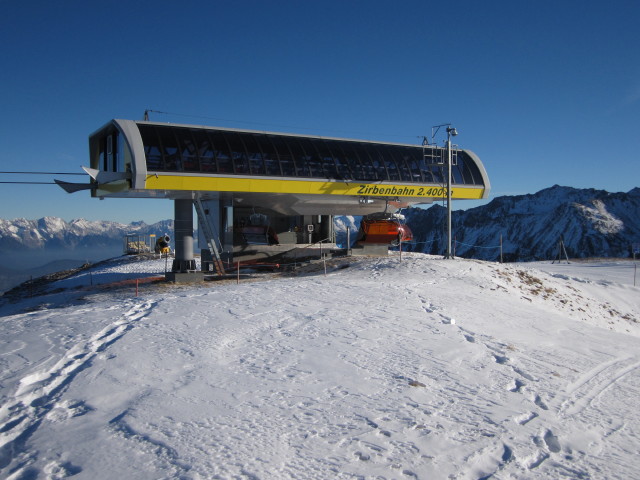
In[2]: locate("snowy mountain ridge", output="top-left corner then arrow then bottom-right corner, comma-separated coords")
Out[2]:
400,185 -> 640,261
0,217 -> 174,251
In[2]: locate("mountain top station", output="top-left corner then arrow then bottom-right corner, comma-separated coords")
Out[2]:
58,119 -> 490,280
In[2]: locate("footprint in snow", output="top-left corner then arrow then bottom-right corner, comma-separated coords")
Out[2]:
354,451 -> 370,461
543,429 -> 561,453
43,461 -> 82,478
492,354 -> 509,364
440,314 -> 455,325
512,366 -> 536,381
527,451 -> 550,470
45,400 -> 93,422
420,298 -> 435,313
508,379 -> 526,393
501,444 -> 514,462
514,411 -> 538,425
533,394 -> 549,411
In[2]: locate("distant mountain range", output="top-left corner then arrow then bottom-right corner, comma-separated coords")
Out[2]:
0,218 -> 174,293
334,185 -> 640,261
400,185 -> 640,261
0,217 -> 174,253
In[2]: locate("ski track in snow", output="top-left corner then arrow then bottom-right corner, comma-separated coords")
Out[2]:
560,355 -> 640,417
1,253 -> 639,479
384,259 -> 640,479
0,300 -> 155,475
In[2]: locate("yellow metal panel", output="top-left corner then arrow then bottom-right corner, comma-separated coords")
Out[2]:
144,175 -> 486,200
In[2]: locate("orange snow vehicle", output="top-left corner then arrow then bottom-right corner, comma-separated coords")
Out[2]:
356,212 -> 413,246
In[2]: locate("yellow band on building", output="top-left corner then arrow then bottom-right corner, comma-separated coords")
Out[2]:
145,174 -> 486,200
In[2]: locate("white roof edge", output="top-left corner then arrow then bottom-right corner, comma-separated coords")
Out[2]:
462,148 -> 491,198
112,119 -> 148,189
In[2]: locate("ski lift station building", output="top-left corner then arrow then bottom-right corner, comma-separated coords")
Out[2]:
61,119 -> 491,276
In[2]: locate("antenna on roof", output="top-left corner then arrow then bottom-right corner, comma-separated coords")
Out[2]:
143,109 -> 169,121
430,123 -> 452,145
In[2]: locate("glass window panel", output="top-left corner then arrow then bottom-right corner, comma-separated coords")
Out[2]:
287,138 -> 311,177
330,144 -> 353,180
421,165 -> 436,183
315,139 -> 338,178
252,135 -> 282,176
454,153 -> 465,184
177,129 -> 200,172
209,131 -> 232,173
363,144 -> 388,180
450,149 -> 463,184
115,132 -> 125,172
144,144 -> 163,170
224,132 -> 249,174
378,145 -> 401,181
156,128 -> 180,171
401,149 -> 423,182
248,151 -> 265,174
339,143 -> 366,180
431,165 -> 445,184
191,129 -> 216,172
452,163 -> 464,184
459,151 -> 482,185
138,125 -> 163,171
268,135 -> 295,176
98,140 -> 105,171
298,138 -> 323,177
419,146 -> 434,182
422,146 -> 446,184
354,144 -> 378,180
106,134 -> 114,172
243,134 -> 266,175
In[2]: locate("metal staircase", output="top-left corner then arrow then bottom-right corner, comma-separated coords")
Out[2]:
193,194 -> 226,275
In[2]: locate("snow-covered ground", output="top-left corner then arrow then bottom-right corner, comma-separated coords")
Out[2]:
532,259 -> 639,286
1,253 -> 639,479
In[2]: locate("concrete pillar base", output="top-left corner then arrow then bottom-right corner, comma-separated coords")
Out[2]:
165,271 -> 206,283
171,259 -> 197,273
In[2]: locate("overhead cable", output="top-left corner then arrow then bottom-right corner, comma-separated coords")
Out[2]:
0,181 -> 59,185
0,171 -> 85,175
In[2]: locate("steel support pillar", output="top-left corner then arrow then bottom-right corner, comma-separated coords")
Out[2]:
172,199 -> 196,272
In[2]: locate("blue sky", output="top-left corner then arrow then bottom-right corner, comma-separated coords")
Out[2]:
1,0 -> 638,224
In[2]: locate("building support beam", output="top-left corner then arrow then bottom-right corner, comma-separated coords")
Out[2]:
172,199 -> 196,272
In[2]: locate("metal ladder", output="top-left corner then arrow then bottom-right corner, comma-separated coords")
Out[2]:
450,144 -> 459,166
422,139 -> 444,165
193,194 -> 226,275
422,144 -> 459,166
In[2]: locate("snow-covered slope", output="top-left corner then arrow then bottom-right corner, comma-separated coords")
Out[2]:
403,185 -> 640,261
1,254 -> 639,479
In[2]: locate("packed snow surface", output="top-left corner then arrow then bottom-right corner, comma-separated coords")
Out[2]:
1,253 -> 639,479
